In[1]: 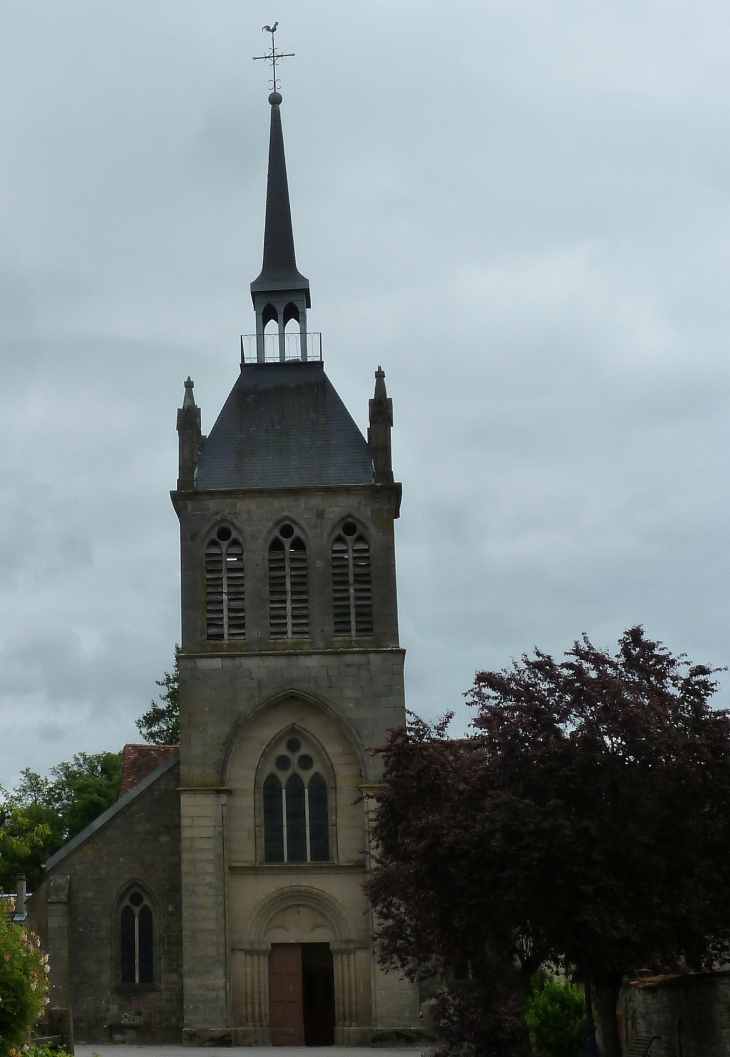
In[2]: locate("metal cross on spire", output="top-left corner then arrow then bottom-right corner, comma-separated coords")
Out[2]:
253,23 -> 294,93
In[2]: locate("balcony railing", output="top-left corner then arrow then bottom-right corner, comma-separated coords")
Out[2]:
240,332 -> 323,364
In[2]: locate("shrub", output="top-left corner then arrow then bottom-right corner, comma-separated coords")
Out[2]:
522,972 -> 586,1057
0,905 -> 50,1057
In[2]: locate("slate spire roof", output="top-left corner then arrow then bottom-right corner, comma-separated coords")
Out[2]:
191,90 -> 374,491
250,92 -> 310,300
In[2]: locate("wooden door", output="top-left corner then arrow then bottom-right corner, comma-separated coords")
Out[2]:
269,944 -> 304,1045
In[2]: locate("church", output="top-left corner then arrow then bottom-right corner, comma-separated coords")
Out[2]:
27,79 -> 421,1046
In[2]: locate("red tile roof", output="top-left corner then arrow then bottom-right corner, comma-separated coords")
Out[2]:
120,743 -> 179,797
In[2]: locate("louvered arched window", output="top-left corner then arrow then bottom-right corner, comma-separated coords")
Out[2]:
120,889 -> 154,983
269,523 -> 308,639
332,521 -> 373,637
262,734 -> 331,863
205,526 -> 245,640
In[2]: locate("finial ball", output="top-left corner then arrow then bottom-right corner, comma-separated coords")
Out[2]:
268,91 -> 282,105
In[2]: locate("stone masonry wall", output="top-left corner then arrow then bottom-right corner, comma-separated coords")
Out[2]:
172,481 -> 403,658
28,763 -> 183,1044
620,972 -> 730,1057
172,481 -> 410,1037
176,648 -> 407,1038
179,648 -> 405,786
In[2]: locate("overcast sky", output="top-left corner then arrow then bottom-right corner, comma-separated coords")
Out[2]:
0,0 -> 729,786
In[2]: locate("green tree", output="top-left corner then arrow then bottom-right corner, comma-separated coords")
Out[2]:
1,751 -> 123,892
523,972 -> 585,1057
44,752 -> 123,839
136,647 -> 180,745
0,801 -> 59,894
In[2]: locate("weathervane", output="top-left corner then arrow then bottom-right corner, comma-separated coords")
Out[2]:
253,23 -> 294,93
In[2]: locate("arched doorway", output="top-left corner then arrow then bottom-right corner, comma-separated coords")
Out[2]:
235,884 -> 364,1046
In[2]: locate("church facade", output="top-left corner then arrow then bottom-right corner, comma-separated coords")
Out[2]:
28,88 -> 420,1046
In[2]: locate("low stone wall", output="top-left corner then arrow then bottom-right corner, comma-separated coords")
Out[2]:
619,970 -> 730,1057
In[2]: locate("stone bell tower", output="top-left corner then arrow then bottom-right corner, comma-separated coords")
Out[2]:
171,83 -> 419,1045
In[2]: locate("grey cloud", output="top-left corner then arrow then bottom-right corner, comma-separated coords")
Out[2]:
0,0 -> 729,778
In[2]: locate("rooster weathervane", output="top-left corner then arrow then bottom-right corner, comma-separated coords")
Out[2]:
253,23 -> 294,93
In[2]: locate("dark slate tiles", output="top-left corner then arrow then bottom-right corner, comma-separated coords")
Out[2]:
195,360 -> 374,490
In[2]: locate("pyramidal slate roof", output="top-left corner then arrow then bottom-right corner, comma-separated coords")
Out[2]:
195,360 -> 374,490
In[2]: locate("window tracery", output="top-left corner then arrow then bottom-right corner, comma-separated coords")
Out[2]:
269,523 -> 309,638
120,888 -> 153,984
261,734 -> 330,862
205,525 -> 245,640
332,521 -> 373,636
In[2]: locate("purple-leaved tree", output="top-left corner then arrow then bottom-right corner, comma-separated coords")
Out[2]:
366,628 -> 730,1057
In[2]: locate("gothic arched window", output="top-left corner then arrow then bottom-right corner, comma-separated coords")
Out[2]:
205,525 -> 245,640
332,522 -> 373,637
269,523 -> 308,639
120,889 -> 154,984
262,735 -> 331,863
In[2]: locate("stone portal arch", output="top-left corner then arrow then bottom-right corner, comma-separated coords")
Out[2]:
233,884 -> 365,1044
247,884 -> 354,946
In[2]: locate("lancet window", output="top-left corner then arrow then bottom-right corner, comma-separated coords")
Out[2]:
332,521 -> 373,636
262,735 -> 330,863
120,889 -> 153,984
268,523 -> 308,639
205,526 -> 245,640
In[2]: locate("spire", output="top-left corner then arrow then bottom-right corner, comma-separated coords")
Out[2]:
368,367 -> 394,484
176,377 -> 202,490
249,90 -> 312,363
182,375 -> 197,409
250,93 -> 310,301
